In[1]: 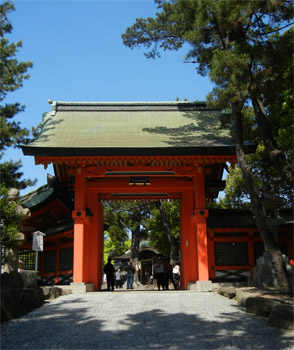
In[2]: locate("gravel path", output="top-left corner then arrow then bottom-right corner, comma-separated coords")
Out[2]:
1,290 -> 293,350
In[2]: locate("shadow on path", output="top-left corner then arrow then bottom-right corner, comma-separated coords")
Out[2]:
1,293 -> 293,350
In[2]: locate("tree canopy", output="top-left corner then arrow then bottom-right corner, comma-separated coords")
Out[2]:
147,201 -> 180,263
122,0 -> 293,192
103,201 -> 132,261
0,2 -> 38,269
0,186 -> 21,247
103,200 -> 181,265
0,1 -> 35,190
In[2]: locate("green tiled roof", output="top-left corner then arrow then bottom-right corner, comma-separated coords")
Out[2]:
44,218 -> 74,236
22,101 -> 247,157
21,185 -> 55,209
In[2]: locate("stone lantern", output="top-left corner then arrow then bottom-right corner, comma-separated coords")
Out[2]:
260,194 -> 285,245
3,189 -> 30,273
251,189 -> 288,288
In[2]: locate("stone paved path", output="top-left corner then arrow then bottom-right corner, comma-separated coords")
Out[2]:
1,290 -> 293,349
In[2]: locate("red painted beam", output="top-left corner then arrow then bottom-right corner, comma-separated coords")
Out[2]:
86,177 -> 194,192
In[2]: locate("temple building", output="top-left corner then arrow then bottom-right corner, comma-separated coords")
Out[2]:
20,101 -> 293,291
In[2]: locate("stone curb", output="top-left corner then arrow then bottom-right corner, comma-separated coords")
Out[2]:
217,286 -> 294,330
41,286 -> 72,300
1,271 -> 45,324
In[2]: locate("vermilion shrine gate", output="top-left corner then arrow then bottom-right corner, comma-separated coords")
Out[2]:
21,101 -> 292,291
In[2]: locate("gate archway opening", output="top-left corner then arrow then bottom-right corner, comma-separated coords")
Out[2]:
71,162 -> 225,291
101,196 -> 181,290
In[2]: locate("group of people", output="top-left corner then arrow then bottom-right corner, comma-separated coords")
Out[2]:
153,258 -> 180,291
103,258 -> 136,291
103,257 -> 180,291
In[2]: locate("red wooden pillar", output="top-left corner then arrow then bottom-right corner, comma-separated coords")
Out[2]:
72,168 -> 87,283
97,200 -> 104,290
193,167 -> 209,281
180,189 -> 198,289
72,171 -> 104,291
208,229 -> 215,279
83,191 -> 104,290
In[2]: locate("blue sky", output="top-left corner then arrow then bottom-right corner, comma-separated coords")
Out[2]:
4,0 -> 214,195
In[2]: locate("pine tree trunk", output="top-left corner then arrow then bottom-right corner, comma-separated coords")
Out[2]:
131,225 -> 140,261
231,102 -> 291,295
156,201 -> 178,265
131,225 -> 142,287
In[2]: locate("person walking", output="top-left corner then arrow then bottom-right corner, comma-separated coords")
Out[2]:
115,268 -> 122,288
104,257 -> 115,291
126,261 -> 135,289
154,258 -> 165,290
165,259 -> 177,290
173,262 -> 180,289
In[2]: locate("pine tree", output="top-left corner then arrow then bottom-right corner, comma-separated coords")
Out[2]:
122,0 -> 293,294
0,1 -> 35,190
0,1 -> 36,271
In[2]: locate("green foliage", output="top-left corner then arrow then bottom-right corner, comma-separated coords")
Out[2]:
123,0 -> 293,293
216,142 -> 293,209
103,232 -> 131,266
0,159 -> 36,190
147,201 -> 180,258
249,145 -> 293,206
0,185 -> 21,247
0,1 -> 36,190
102,200 -> 180,262
216,166 -> 250,209
123,0 -> 293,207
263,28 -> 294,155
103,202 -> 130,256
105,201 -> 152,260
0,1 -> 33,150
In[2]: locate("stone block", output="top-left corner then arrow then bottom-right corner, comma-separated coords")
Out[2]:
69,282 -> 94,294
188,281 -> 213,292
9,288 -> 24,303
42,286 -> 62,300
268,304 -> 294,330
256,269 -> 279,288
7,271 -> 23,289
50,287 -> 62,299
30,288 -> 44,308
42,286 -> 51,300
217,287 -> 236,299
37,287 -> 45,306
1,271 -> 45,323
253,252 -> 294,290
236,291 -> 252,307
86,284 -> 95,292
20,289 -> 35,315
61,288 -> 72,296
256,251 -> 273,266
0,288 -> 18,322
18,270 -> 38,288
245,296 -> 279,317
1,273 -> 10,287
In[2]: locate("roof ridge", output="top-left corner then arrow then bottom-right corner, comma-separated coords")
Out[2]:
49,100 -> 207,105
